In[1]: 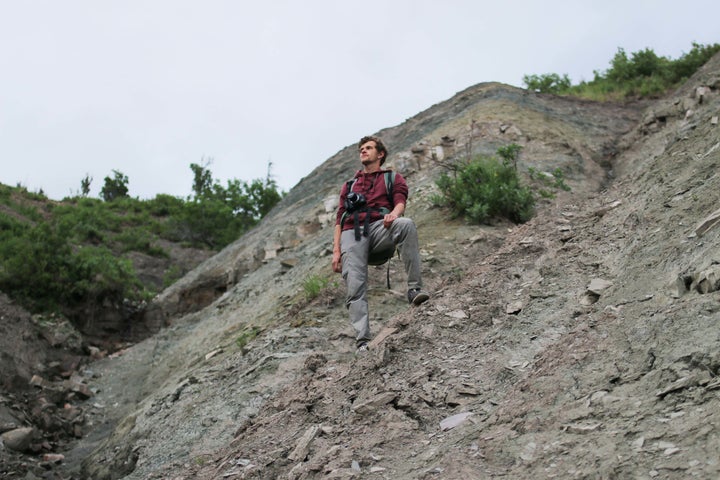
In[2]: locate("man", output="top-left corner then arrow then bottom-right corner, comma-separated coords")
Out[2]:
332,135 -> 429,353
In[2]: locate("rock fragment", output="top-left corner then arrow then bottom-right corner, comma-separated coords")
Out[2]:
695,207 -> 720,237
564,422 -> 602,434
587,278 -> 613,295
657,375 -> 696,398
506,301 -> 523,315
445,310 -> 468,319
691,266 -> 720,294
288,424 -> 321,462
352,392 -> 397,415
440,411 -> 473,431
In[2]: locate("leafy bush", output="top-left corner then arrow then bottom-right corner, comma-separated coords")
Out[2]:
147,194 -> 185,216
0,222 -> 72,311
432,147 -> 535,224
116,229 -> 168,257
0,185 -> 11,203
168,197 -> 240,248
0,219 -> 149,312
67,246 -> 148,304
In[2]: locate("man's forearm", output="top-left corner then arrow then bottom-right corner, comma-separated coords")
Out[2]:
333,224 -> 342,253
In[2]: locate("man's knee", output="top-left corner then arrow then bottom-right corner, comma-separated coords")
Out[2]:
394,216 -> 416,231
392,217 -> 418,241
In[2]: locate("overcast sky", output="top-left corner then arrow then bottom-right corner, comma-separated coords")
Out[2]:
1,1 -> 718,200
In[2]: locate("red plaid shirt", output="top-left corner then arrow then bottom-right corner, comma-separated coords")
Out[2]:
336,169 -> 408,230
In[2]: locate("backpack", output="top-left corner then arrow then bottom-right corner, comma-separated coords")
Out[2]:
341,171 -> 399,286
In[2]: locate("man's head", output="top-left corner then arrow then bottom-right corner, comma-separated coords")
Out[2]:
358,135 -> 388,167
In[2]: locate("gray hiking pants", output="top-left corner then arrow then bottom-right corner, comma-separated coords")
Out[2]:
340,218 -> 423,346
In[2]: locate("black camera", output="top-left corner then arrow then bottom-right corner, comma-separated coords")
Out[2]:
344,192 -> 367,212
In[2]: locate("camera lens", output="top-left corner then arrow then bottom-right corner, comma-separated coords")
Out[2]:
345,192 -> 367,212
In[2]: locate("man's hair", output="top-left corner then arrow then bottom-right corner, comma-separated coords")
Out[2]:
358,135 -> 388,166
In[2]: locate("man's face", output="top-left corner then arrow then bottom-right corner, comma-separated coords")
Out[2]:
359,141 -> 384,166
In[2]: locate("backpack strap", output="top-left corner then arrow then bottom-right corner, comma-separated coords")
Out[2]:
383,170 -> 397,289
384,170 -> 396,201
339,178 -> 356,232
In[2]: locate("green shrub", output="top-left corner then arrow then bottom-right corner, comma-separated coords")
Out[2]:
432,148 -> 535,224
53,201 -> 119,239
0,185 -> 11,203
0,214 -> 26,235
147,194 -> 185,217
0,220 -> 149,312
115,229 -> 168,257
302,274 -> 330,300
527,167 -> 571,199
0,222 -> 72,310
168,198 -> 239,248
67,246 -> 149,304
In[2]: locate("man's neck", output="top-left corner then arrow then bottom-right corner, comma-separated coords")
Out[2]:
362,163 -> 382,174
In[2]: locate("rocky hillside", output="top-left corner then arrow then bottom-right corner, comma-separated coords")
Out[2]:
3,53 -> 720,479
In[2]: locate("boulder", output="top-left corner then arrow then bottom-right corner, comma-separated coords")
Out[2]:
1,427 -> 35,452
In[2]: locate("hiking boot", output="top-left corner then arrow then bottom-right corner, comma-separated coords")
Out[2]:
356,343 -> 369,354
408,288 -> 429,306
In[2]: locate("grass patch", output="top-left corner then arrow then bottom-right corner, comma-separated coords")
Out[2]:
235,326 -> 261,351
302,274 -> 330,301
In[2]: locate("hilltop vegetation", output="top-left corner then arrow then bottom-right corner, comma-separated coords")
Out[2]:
523,42 -> 720,100
0,163 -> 283,327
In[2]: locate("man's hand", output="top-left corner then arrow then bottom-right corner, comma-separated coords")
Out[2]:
332,251 -> 342,273
332,224 -> 342,273
384,203 -> 405,228
383,212 -> 399,228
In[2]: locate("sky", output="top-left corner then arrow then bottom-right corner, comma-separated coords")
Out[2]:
1,1 -> 718,200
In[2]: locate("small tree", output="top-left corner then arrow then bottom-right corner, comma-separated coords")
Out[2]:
496,143 -> 523,170
169,161 -> 284,248
100,170 -> 129,202
80,174 -> 92,197
190,158 -> 214,199
522,73 -> 571,94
